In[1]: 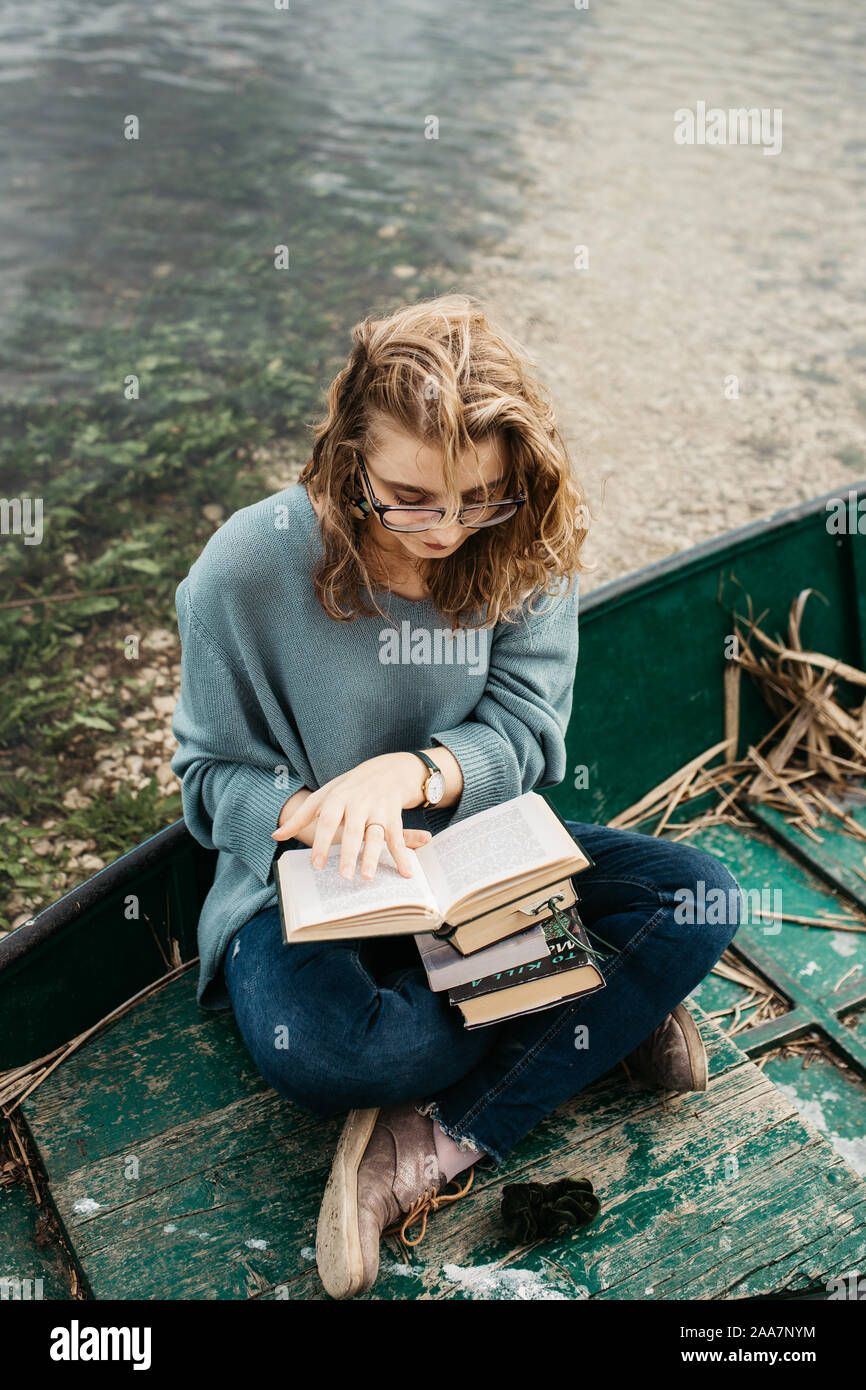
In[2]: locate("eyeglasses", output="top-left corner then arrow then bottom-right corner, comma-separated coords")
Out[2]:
352,452 -> 526,533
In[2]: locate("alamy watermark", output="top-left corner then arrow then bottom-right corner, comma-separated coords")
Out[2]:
674,879 -> 781,934
827,1270 -> 866,1299
674,101 -> 782,156
378,621 -> 488,675
826,491 -> 866,534
0,1275 -> 44,1299
49,1320 -> 151,1369
0,496 -> 43,544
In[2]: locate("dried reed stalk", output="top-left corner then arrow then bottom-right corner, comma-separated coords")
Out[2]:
0,958 -> 199,1114
608,591 -> 866,858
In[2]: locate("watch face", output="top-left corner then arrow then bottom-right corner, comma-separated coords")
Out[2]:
426,770 -> 446,804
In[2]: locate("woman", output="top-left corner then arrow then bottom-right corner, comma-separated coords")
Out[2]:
170,293 -> 741,1300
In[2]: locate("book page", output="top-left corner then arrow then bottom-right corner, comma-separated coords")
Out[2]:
416,792 -> 574,911
279,843 -> 440,930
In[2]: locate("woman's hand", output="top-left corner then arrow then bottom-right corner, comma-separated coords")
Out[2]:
271,753 -> 431,880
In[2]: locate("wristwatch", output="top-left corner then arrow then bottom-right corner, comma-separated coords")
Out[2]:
409,749 -> 445,807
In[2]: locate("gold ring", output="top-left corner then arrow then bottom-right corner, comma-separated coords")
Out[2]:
364,822 -> 387,837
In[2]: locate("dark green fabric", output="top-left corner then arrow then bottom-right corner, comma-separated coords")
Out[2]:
500,1177 -> 600,1243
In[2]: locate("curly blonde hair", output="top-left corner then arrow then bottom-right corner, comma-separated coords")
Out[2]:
298,292 -> 589,629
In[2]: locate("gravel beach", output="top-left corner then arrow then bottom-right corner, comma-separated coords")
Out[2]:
462,2 -> 865,592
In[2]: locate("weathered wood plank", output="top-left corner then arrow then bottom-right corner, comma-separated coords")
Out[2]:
0,1166 -> 75,1300
24,978 -> 866,1300
19,963 -> 866,1301
29,1008 -> 741,1299
162,1060 -> 866,1303
22,981 -> 272,1179
360,1065 -> 866,1301
750,801 -> 866,918
687,820 -> 866,1010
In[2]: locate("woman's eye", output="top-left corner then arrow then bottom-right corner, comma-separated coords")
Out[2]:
391,493 -> 490,506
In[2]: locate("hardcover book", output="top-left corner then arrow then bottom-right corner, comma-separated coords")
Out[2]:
274,790 -> 592,952
447,909 -> 605,1029
414,920 -> 551,992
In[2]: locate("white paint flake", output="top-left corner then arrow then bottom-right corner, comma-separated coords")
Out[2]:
829,932 -> 857,958
441,1261 -> 568,1300
777,1084 -> 866,1178
245,1238 -> 269,1250
380,1260 -> 422,1277
800,961 -> 820,977
778,1085 -> 828,1133
833,1136 -> 866,1176
73,1198 -> 102,1215
163,1224 -> 178,1234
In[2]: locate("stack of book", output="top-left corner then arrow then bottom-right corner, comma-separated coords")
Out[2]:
274,789 -> 606,1028
415,901 -> 604,1029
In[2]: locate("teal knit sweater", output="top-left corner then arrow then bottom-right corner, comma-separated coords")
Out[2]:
170,482 -> 580,1009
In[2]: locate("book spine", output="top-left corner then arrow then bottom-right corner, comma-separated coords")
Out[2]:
446,930 -> 592,1005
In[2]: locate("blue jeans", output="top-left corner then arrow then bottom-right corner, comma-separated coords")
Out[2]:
222,821 -> 741,1168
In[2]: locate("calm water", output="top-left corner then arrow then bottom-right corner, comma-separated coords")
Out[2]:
0,0 -> 582,407
0,0 -> 862,497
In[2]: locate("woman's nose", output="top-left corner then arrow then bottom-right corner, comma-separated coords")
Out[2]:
430,521 -> 464,544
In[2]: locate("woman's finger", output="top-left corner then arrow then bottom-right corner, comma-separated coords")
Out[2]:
272,785 -> 325,841
359,822 -> 387,880
385,818 -> 417,878
309,801 -> 346,868
403,829 -> 433,849
360,826 -> 429,880
338,808 -> 370,879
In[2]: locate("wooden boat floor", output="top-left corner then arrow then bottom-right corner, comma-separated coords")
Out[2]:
674,812 -> 866,1155
19,962 -> 866,1300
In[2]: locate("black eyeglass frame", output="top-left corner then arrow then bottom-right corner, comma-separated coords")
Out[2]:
352,451 -> 527,532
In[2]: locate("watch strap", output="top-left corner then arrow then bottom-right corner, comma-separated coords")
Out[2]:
409,749 -> 439,776
409,749 -> 441,807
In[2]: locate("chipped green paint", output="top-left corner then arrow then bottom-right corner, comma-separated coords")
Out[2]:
0,1120 -> 75,1301
18,976 -> 866,1300
674,820 -> 866,1180
690,821 -> 866,1025
752,800 -> 866,918
762,1051 -> 866,1180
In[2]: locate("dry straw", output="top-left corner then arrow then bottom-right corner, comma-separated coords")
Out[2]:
606,588 -> 866,1031
609,589 -> 866,864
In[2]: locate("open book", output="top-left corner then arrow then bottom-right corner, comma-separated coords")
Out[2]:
274,791 -> 593,955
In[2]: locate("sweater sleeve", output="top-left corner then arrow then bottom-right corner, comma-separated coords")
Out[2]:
170,578 -> 307,886
422,577 -> 579,836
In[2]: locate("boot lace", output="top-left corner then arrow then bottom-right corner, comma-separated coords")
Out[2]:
383,1165 -> 475,1250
